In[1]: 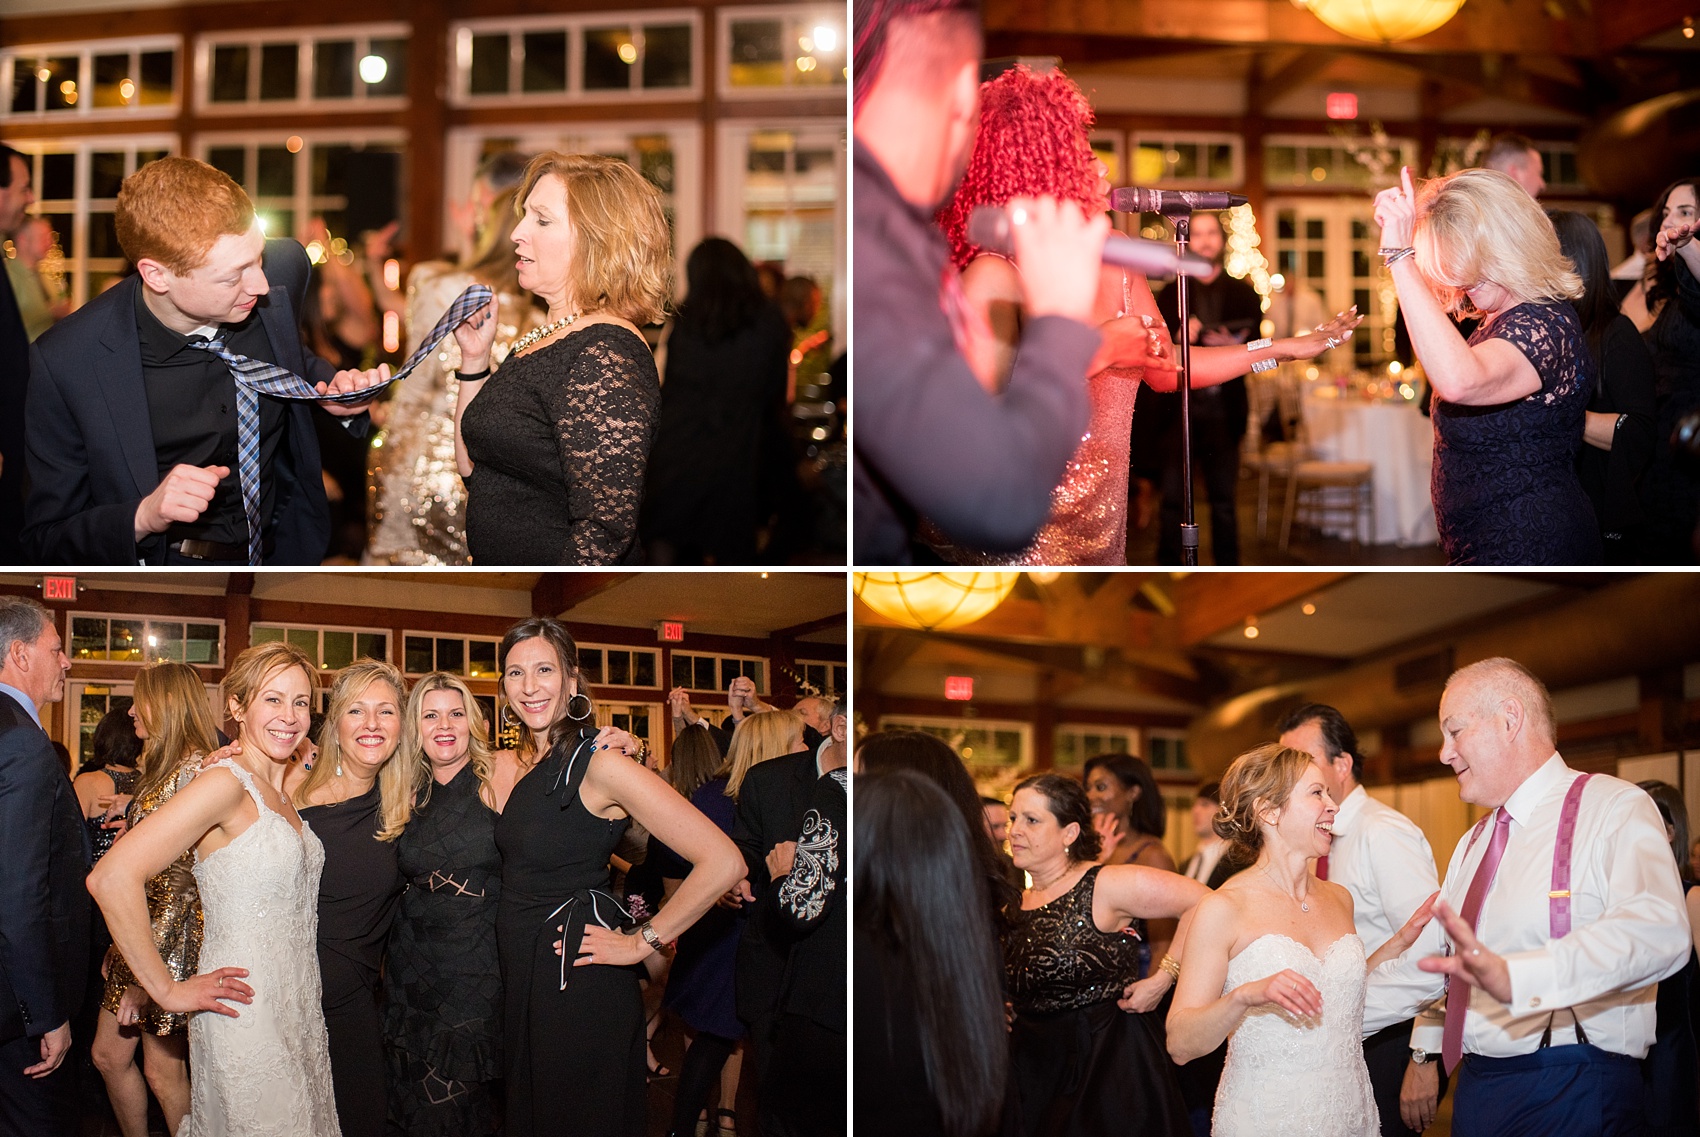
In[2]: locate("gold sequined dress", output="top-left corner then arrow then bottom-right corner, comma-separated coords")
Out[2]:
365,265 -> 542,565
101,753 -> 204,1036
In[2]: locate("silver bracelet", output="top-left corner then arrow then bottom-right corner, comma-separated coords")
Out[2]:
1246,337 -> 1272,352
1382,247 -> 1416,267
1251,356 -> 1280,373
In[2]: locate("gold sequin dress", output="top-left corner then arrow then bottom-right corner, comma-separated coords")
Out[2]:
365,265 -> 543,565
101,753 -> 204,1036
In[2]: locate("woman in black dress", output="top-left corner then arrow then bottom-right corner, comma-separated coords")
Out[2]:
1375,165 -> 1601,564
289,660 -> 410,1137
1549,210 -> 1658,562
382,671 -> 505,1136
489,617 -> 744,1137
639,237 -> 792,564
1002,774 -> 1205,1137
453,152 -> 672,565
73,707 -> 143,863
1642,177 -> 1700,563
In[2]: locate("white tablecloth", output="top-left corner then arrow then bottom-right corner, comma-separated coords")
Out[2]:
1301,392 -> 1438,547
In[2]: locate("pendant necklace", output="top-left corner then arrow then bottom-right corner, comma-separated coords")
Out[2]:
1263,863 -> 1310,912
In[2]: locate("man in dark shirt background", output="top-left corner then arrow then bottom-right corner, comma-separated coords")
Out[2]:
1149,210 -> 1263,564
23,156 -> 387,565
0,142 -> 36,564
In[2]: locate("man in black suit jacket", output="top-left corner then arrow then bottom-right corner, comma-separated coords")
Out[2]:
22,156 -> 388,565
0,597 -> 87,1136
0,143 -> 36,565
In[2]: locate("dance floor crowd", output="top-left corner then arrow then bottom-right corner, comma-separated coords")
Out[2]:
0,596 -> 845,1136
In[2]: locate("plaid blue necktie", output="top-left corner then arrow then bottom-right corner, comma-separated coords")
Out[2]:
187,283 -> 495,564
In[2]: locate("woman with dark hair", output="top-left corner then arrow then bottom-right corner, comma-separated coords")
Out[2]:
1002,772 -> 1206,1137
1083,752 -> 1178,994
857,770 -> 1007,1137
640,236 -> 793,564
490,616 -> 743,1137
1548,210 -> 1657,562
73,708 -> 144,864
1641,177 -> 1700,562
1637,780 -> 1700,1136
651,724 -> 750,1137
854,730 -> 1021,926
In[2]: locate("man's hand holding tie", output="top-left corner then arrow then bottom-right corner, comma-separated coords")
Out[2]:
314,364 -> 392,416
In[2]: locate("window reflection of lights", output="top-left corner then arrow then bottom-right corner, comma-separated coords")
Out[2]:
795,55 -> 816,72
37,68 -> 50,83
286,135 -> 304,154
797,35 -> 814,52
618,42 -> 637,64
358,54 -> 388,84
119,78 -> 136,101
813,25 -> 838,52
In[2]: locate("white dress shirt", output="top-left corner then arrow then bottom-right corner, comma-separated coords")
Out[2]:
1329,784 -> 1441,955
1364,754 -> 1691,1060
1185,836 -> 1227,884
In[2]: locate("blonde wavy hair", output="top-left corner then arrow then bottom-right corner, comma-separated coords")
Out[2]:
514,151 -> 672,325
131,661 -> 221,806
401,671 -> 496,812
725,709 -> 806,800
1213,743 -> 1316,863
1413,168 -> 1583,316
295,660 -> 412,842
222,641 -> 317,723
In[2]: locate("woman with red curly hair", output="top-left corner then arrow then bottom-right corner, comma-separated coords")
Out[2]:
931,64 -> 1358,565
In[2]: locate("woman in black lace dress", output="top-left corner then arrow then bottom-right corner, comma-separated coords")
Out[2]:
1375,166 -> 1601,564
73,708 -> 143,864
1641,178 -> 1700,563
453,152 -> 671,565
381,671 -> 505,1135
1002,774 -> 1206,1137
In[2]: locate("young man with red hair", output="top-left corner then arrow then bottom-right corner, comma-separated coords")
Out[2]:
22,156 -> 388,564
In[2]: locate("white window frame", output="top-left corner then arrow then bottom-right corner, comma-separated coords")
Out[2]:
793,658 -> 846,697
716,117 -> 845,340
575,642 -> 663,690
1053,724 -> 1139,769
195,128 -> 407,244
716,5 -> 847,101
1263,132 -> 1418,192
1130,130 -> 1244,189
671,651 -> 769,695
14,136 -> 178,309
878,714 -> 1034,772
1145,727 -> 1193,774
449,10 -> 701,107
1,36 -> 182,121
68,612 -> 225,668
195,23 -> 409,115
443,123 -> 700,282
401,631 -> 502,679
249,622 -> 391,672
1266,195 -> 1396,366
598,701 -> 662,755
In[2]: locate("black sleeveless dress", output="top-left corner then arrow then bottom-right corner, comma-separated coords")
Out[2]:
383,762 -> 504,1136
1431,302 -> 1602,564
496,741 -> 645,1137
86,765 -> 139,863
1002,866 -> 1189,1137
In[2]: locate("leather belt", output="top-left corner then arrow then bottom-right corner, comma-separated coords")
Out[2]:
170,538 -> 248,561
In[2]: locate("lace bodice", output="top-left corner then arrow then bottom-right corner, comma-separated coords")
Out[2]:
1213,934 -> 1376,1137
460,324 -> 660,565
1002,866 -> 1142,1014
181,759 -> 340,1137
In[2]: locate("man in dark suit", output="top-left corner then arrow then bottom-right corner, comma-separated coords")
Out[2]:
0,143 -> 36,564
0,596 -> 86,1136
730,698 -> 846,1115
22,156 -> 388,565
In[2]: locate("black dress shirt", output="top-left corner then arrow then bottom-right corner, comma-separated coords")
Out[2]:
135,287 -> 285,547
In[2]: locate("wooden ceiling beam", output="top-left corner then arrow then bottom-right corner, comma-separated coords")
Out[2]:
1168,571 -> 1350,646
1595,0 -> 1694,53
531,572 -> 637,618
1249,48 -> 1337,107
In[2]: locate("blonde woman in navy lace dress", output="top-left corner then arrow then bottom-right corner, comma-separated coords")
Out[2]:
453,153 -> 671,565
1376,166 -> 1602,564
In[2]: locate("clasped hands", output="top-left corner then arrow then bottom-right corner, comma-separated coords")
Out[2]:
1656,218 -> 1698,264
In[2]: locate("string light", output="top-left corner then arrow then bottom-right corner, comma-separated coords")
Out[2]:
1222,203 -> 1274,312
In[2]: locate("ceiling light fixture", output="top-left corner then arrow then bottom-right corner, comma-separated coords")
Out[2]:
1291,0 -> 1466,44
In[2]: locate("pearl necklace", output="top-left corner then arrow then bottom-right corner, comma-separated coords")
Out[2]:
510,309 -> 581,355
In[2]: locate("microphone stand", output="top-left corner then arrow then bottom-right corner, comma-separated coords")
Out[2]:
1168,208 -> 1199,565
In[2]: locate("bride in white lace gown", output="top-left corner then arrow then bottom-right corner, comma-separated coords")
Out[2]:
90,643 -> 342,1137
1167,744 -> 1435,1137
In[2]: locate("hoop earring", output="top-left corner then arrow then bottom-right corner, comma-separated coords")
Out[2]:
566,693 -> 593,722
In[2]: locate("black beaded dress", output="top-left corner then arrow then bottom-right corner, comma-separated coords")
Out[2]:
1002,866 -> 1189,1137
496,741 -> 645,1137
300,784 -> 403,1137
86,765 -> 138,862
461,324 -> 660,565
1431,302 -> 1602,564
382,762 -> 504,1136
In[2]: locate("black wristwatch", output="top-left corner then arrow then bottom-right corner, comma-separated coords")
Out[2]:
1410,1047 -> 1433,1066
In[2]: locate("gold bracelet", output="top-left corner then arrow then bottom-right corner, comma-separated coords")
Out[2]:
1159,953 -> 1181,981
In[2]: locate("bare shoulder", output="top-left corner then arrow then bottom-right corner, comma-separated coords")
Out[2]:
1317,877 -> 1355,916
962,254 -> 1022,302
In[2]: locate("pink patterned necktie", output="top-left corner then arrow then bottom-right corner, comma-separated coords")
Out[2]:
1441,807 -> 1513,1074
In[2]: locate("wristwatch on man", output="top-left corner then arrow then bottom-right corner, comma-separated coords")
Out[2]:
1410,1048 -> 1434,1066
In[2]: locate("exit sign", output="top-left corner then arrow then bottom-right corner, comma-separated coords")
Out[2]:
945,675 -> 974,701
1326,92 -> 1359,120
657,621 -> 685,642
42,576 -> 76,602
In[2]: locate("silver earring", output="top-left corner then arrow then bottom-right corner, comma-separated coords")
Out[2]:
566,693 -> 592,721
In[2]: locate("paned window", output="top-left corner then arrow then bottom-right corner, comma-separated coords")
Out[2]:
249,624 -> 389,671
69,613 -> 223,667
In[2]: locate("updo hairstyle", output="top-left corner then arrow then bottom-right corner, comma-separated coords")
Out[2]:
1013,772 -> 1102,863
1213,743 -> 1315,862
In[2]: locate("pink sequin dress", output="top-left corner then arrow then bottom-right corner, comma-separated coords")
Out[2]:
933,271 -> 1143,566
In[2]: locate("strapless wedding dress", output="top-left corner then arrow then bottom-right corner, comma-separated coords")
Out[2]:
1213,933 -> 1377,1137
181,760 -> 341,1137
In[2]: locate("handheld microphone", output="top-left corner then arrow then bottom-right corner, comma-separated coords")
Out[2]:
966,205 -> 1215,279
1110,187 -> 1250,214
